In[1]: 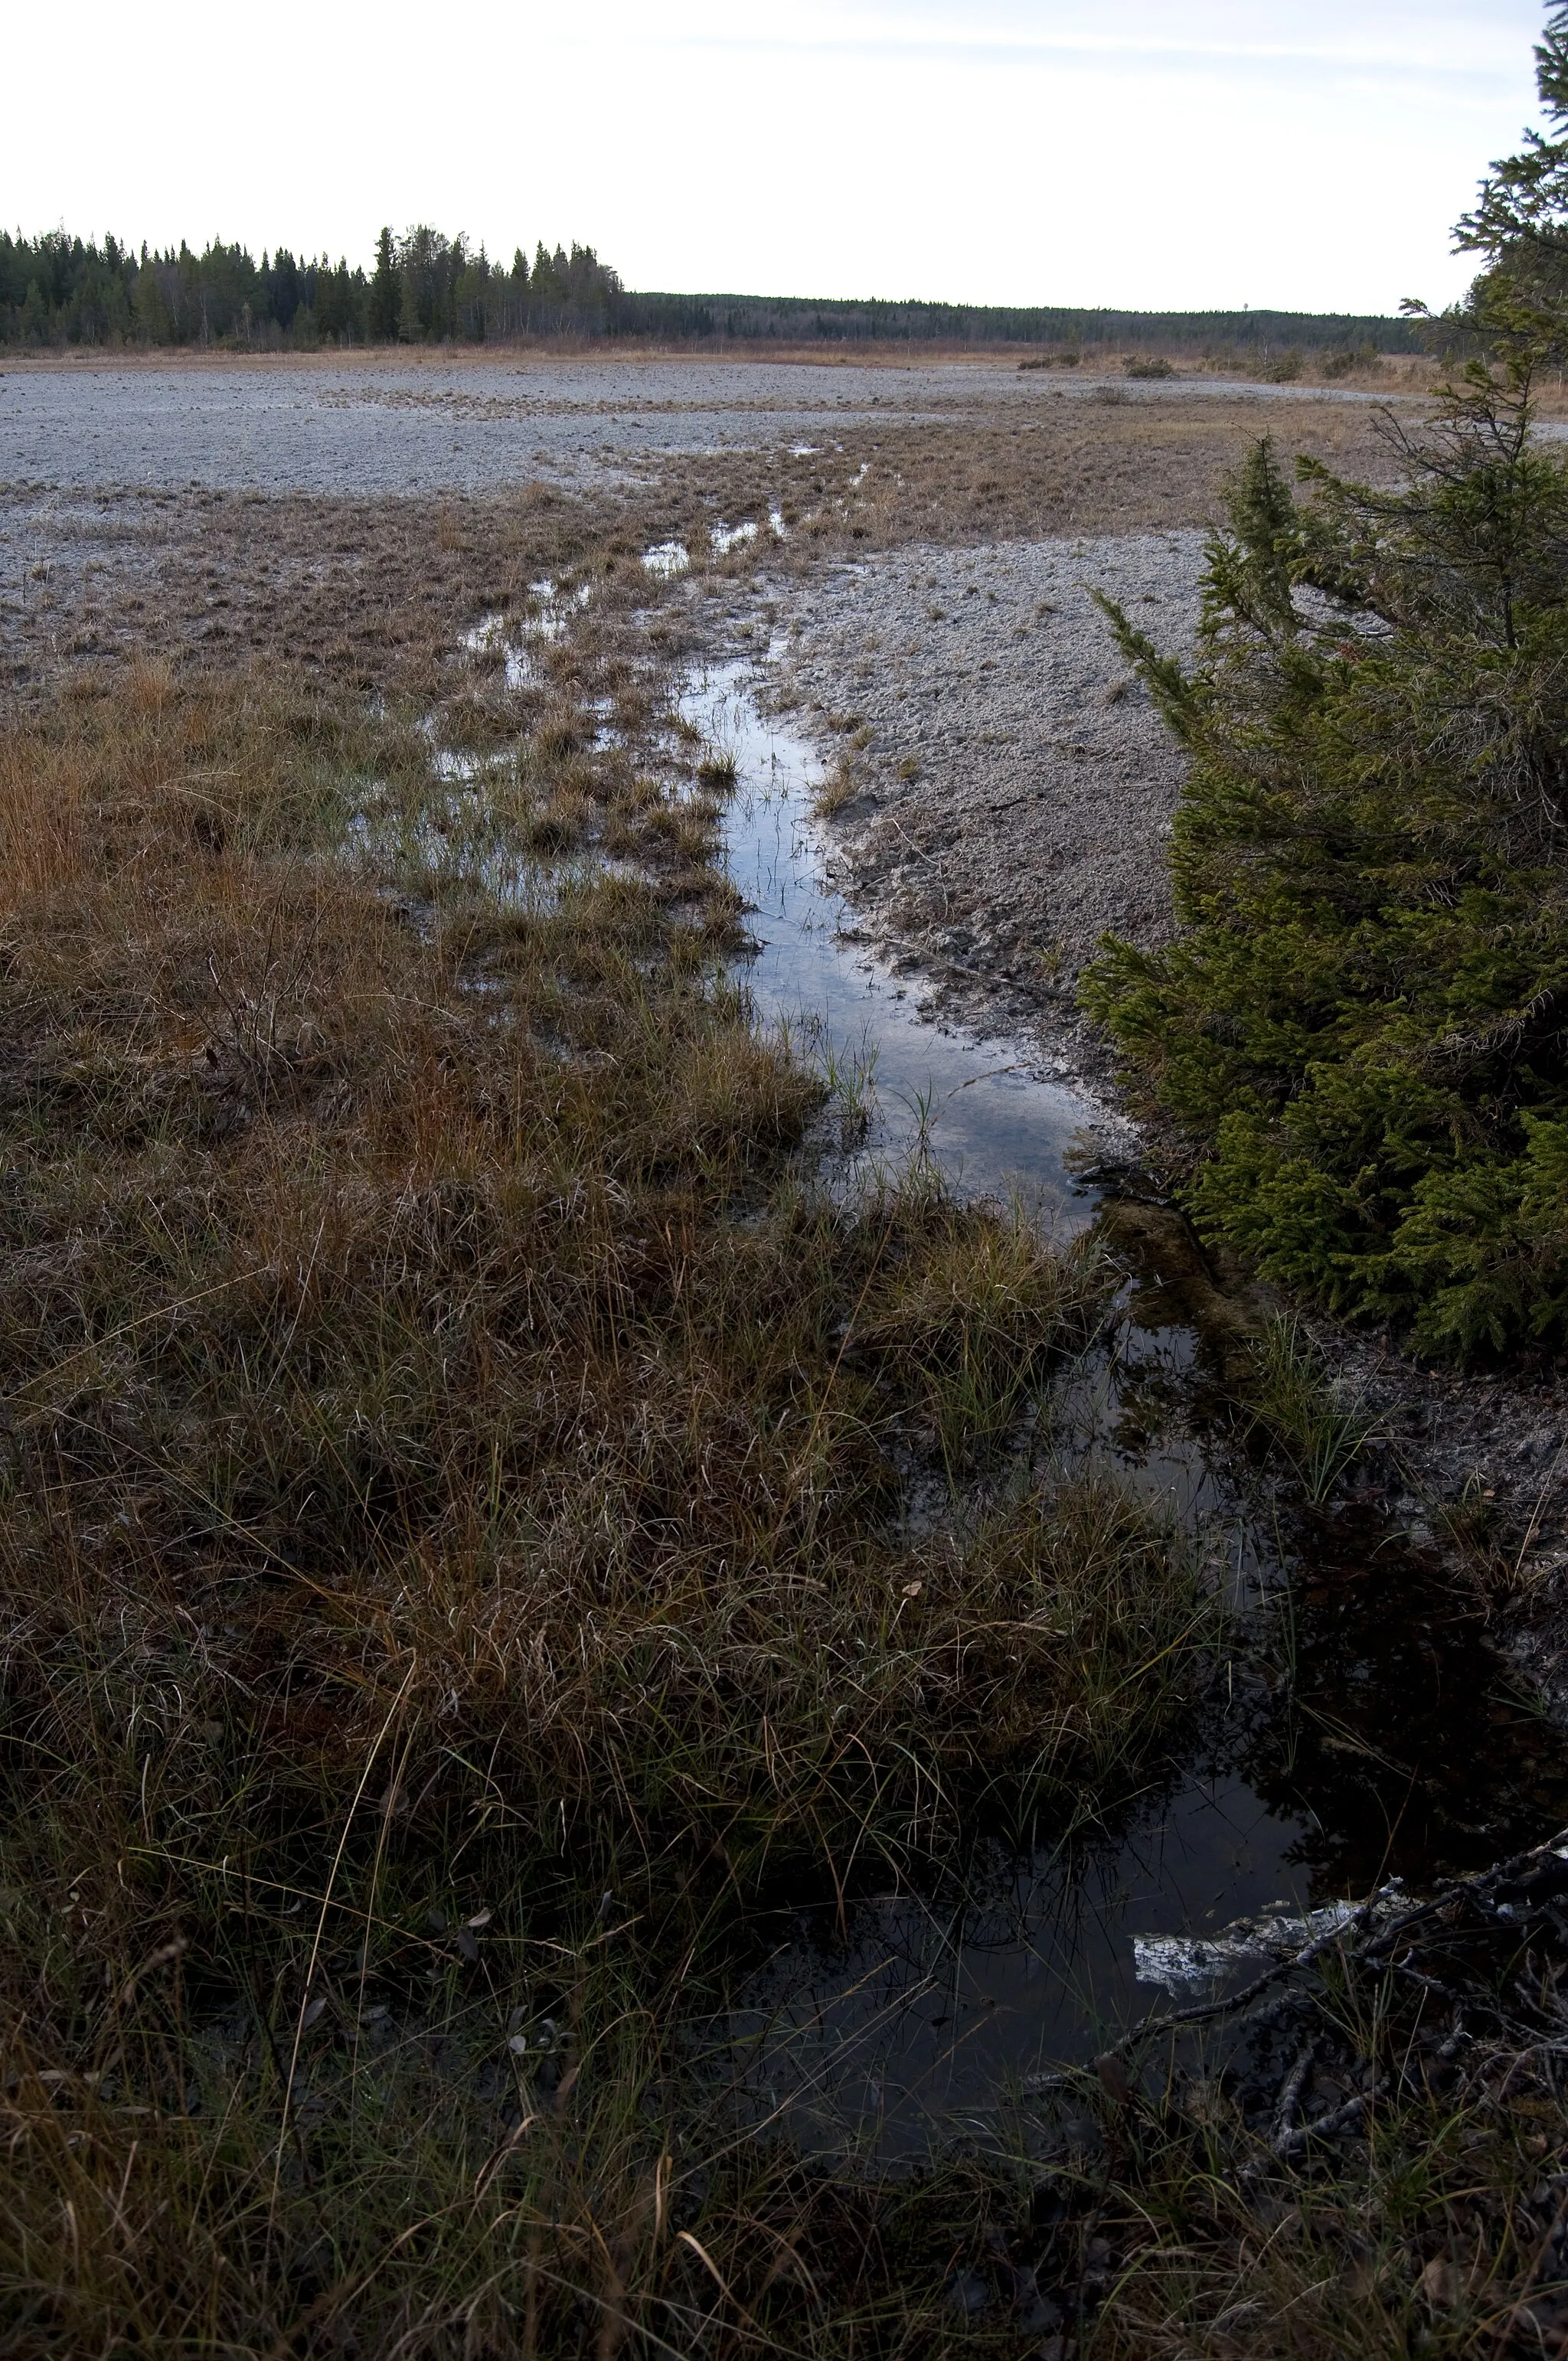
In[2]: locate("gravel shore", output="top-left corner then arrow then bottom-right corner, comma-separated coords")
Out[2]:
764,530 -> 1205,1086
0,354 -> 1424,499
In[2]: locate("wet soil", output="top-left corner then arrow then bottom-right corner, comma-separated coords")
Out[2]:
763,533 -> 1203,1089
722,540 -> 1568,1665
0,351 -> 1432,499
692,657 -> 1568,2145
8,348 -> 1568,1935
691,654 -> 1130,1208
0,359 -> 1419,707
4,355 -> 1563,1600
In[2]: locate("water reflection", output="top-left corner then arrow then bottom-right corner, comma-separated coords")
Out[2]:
699,647 -> 1568,2153
688,658 -> 1118,1224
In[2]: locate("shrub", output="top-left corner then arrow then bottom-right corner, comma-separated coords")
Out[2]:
1082,362 -> 1568,1357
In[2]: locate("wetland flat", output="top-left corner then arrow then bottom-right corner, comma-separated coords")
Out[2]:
1,345 -> 1423,497
5,339 -> 1568,2354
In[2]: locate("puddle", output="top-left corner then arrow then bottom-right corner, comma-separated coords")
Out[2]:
727,1408 -> 1568,2157
462,585 -> 593,687
430,747 -> 490,785
730,1775 -> 1310,2154
642,540 -> 690,579
376,622 -> 1568,2160
685,658 -> 1116,1224
689,649 -> 1568,2154
350,774 -> 645,913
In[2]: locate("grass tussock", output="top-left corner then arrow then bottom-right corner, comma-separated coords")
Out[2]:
0,1984 -> 1061,2360
0,654 -> 1210,2353
1238,1313 -> 1377,1504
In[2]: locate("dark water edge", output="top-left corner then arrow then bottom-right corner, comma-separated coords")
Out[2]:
696,651 -> 1568,2155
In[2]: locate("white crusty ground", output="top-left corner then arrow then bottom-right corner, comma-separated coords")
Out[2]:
0,357 -> 1407,499
760,530 -> 1207,1084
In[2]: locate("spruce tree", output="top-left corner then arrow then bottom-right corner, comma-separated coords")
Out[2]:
1452,2 -> 1568,335
1081,9 -> 1568,1359
367,227 -> 400,342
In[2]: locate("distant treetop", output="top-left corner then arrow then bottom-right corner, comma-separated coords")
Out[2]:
0,227 -> 622,351
0,222 -> 1423,354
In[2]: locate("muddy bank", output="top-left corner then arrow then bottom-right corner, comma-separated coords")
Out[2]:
763,531 -> 1203,1088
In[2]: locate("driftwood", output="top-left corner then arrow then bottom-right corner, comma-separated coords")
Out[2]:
1021,1822 -> 1568,2102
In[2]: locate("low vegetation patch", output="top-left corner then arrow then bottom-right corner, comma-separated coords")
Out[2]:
0,641 -> 1210,2350
1237,1313 -> 1378,1504
1086,1834 -> 1568,2357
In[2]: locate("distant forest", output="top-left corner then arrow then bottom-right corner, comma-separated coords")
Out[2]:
0,224 -> 1426,356
0,228 -> 621,349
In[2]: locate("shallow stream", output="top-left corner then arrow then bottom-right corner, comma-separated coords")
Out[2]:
688,660 -> 1111,1221
688,654 -> 1568,2154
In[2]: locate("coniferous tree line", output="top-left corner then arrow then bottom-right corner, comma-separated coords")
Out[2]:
0,227 -> 623,348
0,221 -> 1422,354
617,295 -> 1424,355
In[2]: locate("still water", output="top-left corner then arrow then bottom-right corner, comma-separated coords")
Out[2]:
688,661 -> 1114,1224
688,654 -> 1568,2153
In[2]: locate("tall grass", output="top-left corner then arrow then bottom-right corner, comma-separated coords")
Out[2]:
0,657 -> 1210,2352
1086,1897 -> 1568,2359
1240,1314 -> 1377,1504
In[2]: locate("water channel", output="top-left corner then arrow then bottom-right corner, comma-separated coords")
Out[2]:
683,654 -> 1568,2156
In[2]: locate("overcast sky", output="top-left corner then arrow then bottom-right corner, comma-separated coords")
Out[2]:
2,1 -> 1547,313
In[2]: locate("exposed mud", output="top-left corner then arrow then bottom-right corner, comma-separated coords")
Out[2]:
0,351 -> 1432,498
691,655 -> 1568,2140
5,352 -> 1566,1652
0,361 -> 1419,706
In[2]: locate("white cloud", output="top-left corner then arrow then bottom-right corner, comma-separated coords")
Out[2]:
589,0 -> 1532,75
0,0 -> 1546,314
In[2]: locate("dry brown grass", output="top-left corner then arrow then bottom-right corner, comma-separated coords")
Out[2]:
0,596 -> 1214,2351
4,363 -> 1565,2357
792,395 -> 1409,547
0,640 -> 1184,1850
0,709 -> 83,896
